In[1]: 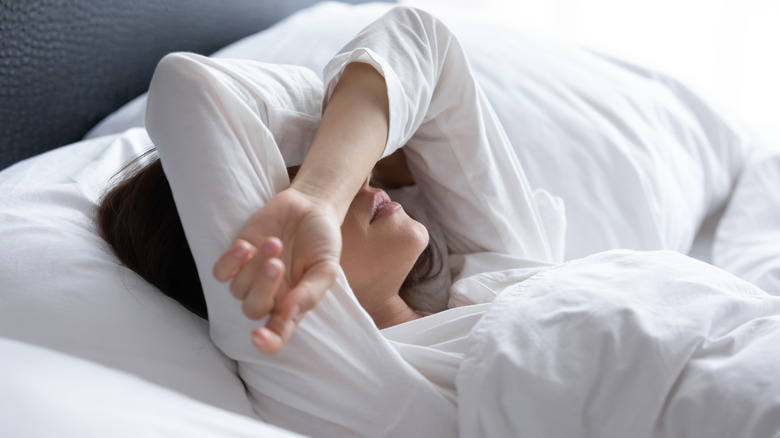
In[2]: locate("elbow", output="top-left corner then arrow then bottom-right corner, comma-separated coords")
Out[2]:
145,52 -> 213,133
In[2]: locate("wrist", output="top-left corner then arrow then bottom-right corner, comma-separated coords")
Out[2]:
287,61 -> 390,223
288,178 -> 353,222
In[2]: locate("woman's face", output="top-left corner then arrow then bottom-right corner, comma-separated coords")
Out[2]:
339,178 -> 429,298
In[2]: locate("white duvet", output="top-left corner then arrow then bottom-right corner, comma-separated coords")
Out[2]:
714,150 -> 780,295
459,250 -> 780,437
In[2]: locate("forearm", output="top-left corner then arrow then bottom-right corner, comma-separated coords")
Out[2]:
323,7 -> 556,260
209,60 -> 390,353
290,62 -> 389,221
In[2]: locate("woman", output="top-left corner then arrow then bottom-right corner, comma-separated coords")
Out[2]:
100,136 -> 445,327
101,6 -> 562,350
100,6 -> 563,436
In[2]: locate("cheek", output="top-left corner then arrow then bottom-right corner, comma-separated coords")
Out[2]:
339,214 -> 429,291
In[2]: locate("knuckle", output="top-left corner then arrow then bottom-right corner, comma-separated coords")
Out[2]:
291,286 -> 321,313
229,281 -> 244,299
265,315 -> 295,342
242,301 -> 261,320
264,316 -> 284,337
242,293 -> 273,320
296,291 -> 318,312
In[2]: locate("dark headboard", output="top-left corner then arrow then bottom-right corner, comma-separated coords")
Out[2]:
0,0 -> 382,170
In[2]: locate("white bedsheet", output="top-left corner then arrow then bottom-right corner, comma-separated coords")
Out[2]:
458,250 -> 780,437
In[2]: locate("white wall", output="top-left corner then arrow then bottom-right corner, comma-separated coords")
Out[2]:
402,0 -> 779,144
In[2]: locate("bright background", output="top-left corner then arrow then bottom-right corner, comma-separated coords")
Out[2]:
401,0 -> 779,146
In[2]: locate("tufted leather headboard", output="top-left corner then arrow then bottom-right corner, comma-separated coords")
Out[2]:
0,0 -> 378,170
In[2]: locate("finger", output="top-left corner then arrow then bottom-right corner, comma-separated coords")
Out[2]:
250,262 -> 337,353
251,314 -> 296,355
252,294 -> 306,355
242,257 -> 285,320
286,261 -> 339,315
260,236 -> 283,258
213,239 -> 256,282
228,257 -> 261,301
229,238 -> 283,300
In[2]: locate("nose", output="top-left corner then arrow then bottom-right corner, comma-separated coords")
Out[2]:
357,174 -> 382,199
353,176 -> 372,200
360,174 -> 381,194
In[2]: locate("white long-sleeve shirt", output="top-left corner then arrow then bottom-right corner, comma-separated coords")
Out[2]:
146,6 -> 563,437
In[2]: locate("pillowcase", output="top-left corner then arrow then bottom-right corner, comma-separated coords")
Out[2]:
441,18 -> 750,257
0,338 -> 300,438
0,129 -> 255,417
85,1 -> 750,260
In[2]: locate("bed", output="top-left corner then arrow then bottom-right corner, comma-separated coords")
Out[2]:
2,1 -> 780,437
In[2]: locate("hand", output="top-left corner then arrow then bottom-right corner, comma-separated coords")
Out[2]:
213,188 -> 342,354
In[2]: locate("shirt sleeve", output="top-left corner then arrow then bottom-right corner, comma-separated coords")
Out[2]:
145,53 -> 456,437
322,6 -> 561,263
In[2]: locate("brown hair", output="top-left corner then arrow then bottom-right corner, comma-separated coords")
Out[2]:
97,151 -> 207,319
97,151 -> 441,320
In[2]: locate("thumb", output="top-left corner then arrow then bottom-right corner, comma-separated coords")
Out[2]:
251,260 -> 339,354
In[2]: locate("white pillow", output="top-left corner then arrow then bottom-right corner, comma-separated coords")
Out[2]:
0,338 -> 300,438
465,39 -> 751,258
86,1 -> 750,260
0,129 -> 255,417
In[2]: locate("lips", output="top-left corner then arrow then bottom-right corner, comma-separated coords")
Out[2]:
369,190 -> 393,224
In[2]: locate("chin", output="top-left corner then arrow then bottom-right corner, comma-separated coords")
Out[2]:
390,217 -> 429,276
412,221 -> 429,252
399,215 -> 428,254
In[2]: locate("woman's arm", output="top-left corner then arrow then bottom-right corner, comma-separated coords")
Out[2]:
323,7 -> 558,262
293,62 -> 389,213
145,52 -> 456,435
213,62 -> 391,353
221,5 -> 561,351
